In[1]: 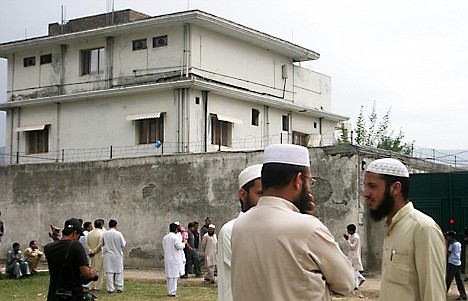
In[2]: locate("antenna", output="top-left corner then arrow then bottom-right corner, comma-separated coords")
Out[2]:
106,0 -> 115,25
60,5 -> 67,34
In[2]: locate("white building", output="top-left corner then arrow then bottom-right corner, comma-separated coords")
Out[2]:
0,9 -> 348,163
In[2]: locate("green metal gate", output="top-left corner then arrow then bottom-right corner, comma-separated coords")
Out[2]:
410,172 -> 468,270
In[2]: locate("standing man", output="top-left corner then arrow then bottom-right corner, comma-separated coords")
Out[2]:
182,222 -> 200,278
44,218 -> 96,301
200,217 -> 211,239
6,242 -> 31,279
201,224 -> 217,284
232,144 -> 354,300
23,240 -> 44,274
163,223 -> 186,297
445,231 -> 467,300
87,219 -> 105,291
363,158 -> 446,301
217,163 -> 262,301
343,224 -> 365,289
101,219 -> 126,294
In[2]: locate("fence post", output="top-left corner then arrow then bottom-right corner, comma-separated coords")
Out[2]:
62,149 -> 65,162
110,145 -> 113,159
16,152 -> 19,164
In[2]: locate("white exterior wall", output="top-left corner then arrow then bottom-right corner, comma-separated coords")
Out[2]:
190,25 -> 291,97
112,26 -> 185,80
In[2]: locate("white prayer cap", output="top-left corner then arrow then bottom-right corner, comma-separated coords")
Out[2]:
174,221 -> 180,225
366,158 -> 409,178
238,164 -> 262,189
208,224 -> 215,229
264,144 -> 310,167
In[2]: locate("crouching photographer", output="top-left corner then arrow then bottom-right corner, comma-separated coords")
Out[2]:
44,218 -> 98,301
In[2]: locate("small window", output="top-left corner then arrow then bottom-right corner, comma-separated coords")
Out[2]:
314,122 -> 317,129
282,115 -> 289,131
293,131 -> 310,147
153,35 -> 168,48
195,97 -> 200,105
251,109 -> 260,126
211,116 -> 232,147
132,39 -> 147,51
27,127 -> 49,154
137,117 -> 164,144
24,57 -> 36,67
40,54 -> 52,65
81,48 -> 105,75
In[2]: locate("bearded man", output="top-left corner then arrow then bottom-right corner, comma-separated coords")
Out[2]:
363,158 -> 446,301
217,164 -> 263,301
231,144 -> 354,301
201,224 -> 217,284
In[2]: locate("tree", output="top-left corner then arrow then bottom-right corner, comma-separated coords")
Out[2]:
338,102 -> 414,155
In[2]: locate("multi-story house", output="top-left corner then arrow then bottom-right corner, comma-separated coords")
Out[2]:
0,9 -> 348,163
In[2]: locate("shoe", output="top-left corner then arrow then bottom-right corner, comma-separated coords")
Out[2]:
180,274 -> 188,279
210,280 -> 215,284
108,291 -> 114,293
359,278 -> 365,286
168,294 -> 176,297
117,290 -> 123,293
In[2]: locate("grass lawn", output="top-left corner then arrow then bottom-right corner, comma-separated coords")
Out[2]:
0,272 -> 218,300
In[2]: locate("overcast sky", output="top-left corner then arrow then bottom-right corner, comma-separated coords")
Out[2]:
1,0 -> 467,150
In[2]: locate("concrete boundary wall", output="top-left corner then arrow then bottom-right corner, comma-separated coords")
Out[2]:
0,145 -> 456,270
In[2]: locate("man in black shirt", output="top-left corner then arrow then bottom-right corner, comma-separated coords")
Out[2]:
44,218 -> 97,301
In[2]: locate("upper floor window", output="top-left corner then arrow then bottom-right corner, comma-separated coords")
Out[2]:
132,39 -> 147,51
211,116 -> 232,147
24,56 -> 36,67
81,47 -> 105,75
138,117 -> 164,145
40,54 -> 52,65
282,115 -> 289,132
27,126 -> 49,154
153,35 -> 168,48
292,131 -> 309,147
251,109 -> 260,126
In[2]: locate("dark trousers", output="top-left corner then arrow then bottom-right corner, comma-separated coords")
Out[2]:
446,262 -> 467,297
184,249 -> 200,276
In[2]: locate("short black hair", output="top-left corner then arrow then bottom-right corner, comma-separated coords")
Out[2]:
261,163 -> 306,190
381,174 -> 410,200
83,221 -> 92,230
109,219 -> 117,228
347,224 -> 356,232
12,242 -> 20,248
169,223 -> 178,233
188,222 -> 194,229
29,240 -> 36,247
94,219 -> 103,228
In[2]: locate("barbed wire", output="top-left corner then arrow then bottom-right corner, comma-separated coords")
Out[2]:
0,132 -> 467,169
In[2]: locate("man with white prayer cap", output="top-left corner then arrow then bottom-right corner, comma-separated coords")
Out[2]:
217,164 -> 263,301
363,158 -> 446,301
231,144 -> 355,301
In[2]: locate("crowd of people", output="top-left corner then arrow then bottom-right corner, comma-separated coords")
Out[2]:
2,144 -> 468,301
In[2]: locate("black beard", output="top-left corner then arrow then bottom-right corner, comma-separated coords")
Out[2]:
296,181 -> 313,214
208,232 -> 214,236
369,186 -> 395,222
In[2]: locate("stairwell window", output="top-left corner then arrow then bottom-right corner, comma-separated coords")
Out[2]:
27,127 -> 49,154
138,117 -> 164,144
251,109 -> 260,126
153,35 -> 168,48
292,131 -> 310,147
81,47 -> 105,75
132,39 -> 147,51
24,56 -> 36,67
211,116 -> 232,147
282,115 -> 289,131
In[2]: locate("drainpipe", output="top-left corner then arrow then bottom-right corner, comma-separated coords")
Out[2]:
60,45 -> 67,95
105,37 -> 114,89
183,24 -> 191,77
263,105 -> 269,148
56,103 -> 61,161
202,91 -> 208,152
319,117 -> 323,146
16,107 -> 21,164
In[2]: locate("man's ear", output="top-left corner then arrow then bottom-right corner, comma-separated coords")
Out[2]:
292,173 -> 303,190
239,188 -> 247,203
391,181 -> 402,195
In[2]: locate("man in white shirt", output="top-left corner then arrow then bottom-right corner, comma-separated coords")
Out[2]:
343,224 -> 365,289
163,223 -> 186,297
217,164 -> 262,301
101,219 -> 126,293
